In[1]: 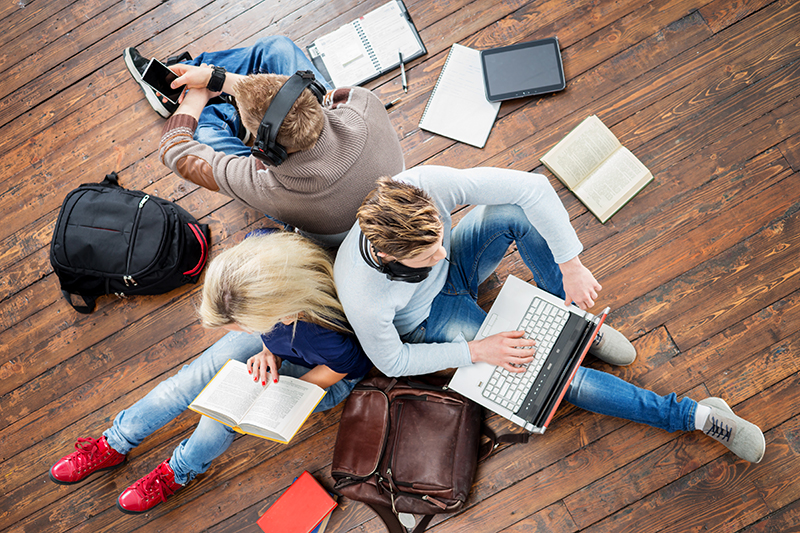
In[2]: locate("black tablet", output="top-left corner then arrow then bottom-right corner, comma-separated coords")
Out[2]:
480,37 -> 566,102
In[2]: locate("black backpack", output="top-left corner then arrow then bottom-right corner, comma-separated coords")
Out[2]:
50,172 -> 210,313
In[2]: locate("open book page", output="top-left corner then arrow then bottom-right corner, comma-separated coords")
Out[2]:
240,377 -> 325,443
190,360 -> 263,426
540,115 -> 622,189
572,147 -> 653,222
308,0 -> 423,87
419,44 -> 501,148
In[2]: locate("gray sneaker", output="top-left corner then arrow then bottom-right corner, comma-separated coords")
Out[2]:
699,397 -> 765,463
123,47 -> 176,118
589,324 -> 636,366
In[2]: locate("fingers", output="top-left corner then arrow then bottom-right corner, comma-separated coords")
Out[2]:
265,352 -> 280,384
246,354 -> 274,387
169,63 -> 191,75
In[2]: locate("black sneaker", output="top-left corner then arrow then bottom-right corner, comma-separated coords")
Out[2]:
123,47 -> 177,119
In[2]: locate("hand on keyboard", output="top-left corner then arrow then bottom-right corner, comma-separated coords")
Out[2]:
468,330 -> 536,373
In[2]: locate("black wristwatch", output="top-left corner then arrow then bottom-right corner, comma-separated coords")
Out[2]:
206,65 -> 226,93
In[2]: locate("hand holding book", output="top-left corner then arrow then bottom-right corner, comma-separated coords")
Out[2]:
248,344 -> 282,385
189,360 -> 325,444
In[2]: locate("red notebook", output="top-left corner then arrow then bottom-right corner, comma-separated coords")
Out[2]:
257,471 -> 337,533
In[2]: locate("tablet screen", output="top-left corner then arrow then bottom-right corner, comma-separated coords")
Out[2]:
481,38 -> 566,102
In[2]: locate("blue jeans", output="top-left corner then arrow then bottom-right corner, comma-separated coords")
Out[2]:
185,36 -> 332,157
404,204 -> 696,433
104,331 -> 360,484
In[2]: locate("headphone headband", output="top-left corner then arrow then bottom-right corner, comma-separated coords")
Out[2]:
358,233 -> 431,284
251,70 -> 326,166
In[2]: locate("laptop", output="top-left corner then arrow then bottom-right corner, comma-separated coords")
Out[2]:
448,275 -> 608,434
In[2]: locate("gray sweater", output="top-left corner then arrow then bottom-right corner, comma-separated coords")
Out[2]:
334,166 -> 583,377
160,87 -> 404,243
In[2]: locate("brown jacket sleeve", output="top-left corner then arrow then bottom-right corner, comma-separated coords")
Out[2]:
159,114 -> 219,191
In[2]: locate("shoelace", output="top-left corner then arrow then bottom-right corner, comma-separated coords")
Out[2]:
134,465 -> 178,503
70,437 -> 102,468
705,415 -> 733,442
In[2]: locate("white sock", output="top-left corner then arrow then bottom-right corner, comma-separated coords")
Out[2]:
694,404 -> 712,430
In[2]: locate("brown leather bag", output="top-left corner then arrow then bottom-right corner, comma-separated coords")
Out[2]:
331,375 -> 526,532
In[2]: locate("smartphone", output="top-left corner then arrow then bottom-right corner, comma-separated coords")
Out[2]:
141,58 -> 185,105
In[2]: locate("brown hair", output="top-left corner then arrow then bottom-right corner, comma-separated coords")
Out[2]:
235,74 -> 325,153
199,232 -> 351,335
357,176 -> 443,260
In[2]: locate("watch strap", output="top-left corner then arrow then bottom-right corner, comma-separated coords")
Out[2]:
207,66 -> 226,93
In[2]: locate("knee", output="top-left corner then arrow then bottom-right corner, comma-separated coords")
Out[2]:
442,321 -> 481,344
194,123 -> 232,146
254,35 -> 296,57
484,204 -> 528,226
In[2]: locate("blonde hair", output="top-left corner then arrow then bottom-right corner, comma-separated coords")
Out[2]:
199,232 -> 350,335
357,176 -> 443,260
235,74 -> 325,153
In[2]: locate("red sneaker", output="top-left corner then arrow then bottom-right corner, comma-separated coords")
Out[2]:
49,435 -> 126,485
117,459 -> 184,514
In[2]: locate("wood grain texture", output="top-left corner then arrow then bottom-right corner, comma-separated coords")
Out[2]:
1,0 -> 798,531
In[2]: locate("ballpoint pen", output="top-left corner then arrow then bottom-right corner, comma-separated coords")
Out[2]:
398,50 -> 408,93
384,97 -> 401,110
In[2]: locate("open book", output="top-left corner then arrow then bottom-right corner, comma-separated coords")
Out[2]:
540,115 -> 653,223
189,360 -> 325,444
306,0 -> 426,88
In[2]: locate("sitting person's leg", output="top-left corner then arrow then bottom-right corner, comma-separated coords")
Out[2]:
188,36 -> 332,156
422,205 -> 529,344
424,204 -> 569,345
103,331 -> 263,454
116,358 -> 364,513
116,414 -> 236,514
189,36 -> 329,82
429,204 -> 634,364
49,331 -> 263,485
124,36 -> 331,155
566,367 -> 765,463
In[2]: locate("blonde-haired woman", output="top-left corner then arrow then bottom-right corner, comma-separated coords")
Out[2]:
49,231 -> 371,514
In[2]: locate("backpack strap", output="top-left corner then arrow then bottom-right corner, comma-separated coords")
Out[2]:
368,503 -> 434,533
62,291 -> 97,314
100,171 -> 121,188
479,423 -> 529,462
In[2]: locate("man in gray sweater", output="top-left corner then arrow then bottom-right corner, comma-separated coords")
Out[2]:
125,36 -> 404,247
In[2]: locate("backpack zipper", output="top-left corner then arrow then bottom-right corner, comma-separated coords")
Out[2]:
124,194 -> 150,286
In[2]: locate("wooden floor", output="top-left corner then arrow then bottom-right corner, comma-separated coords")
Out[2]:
2,0 -> 800,531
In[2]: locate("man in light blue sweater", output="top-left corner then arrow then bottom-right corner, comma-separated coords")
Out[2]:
332,167 -> 767,464
333,166 -> 635,377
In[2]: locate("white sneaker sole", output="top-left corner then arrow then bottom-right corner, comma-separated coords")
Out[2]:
124,49 -> 171,119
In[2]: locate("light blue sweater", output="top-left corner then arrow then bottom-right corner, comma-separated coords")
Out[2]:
333,165 -> 583,377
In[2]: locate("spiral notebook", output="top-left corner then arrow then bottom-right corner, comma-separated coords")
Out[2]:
306,0 -> 426,88
419,44 -> 501,148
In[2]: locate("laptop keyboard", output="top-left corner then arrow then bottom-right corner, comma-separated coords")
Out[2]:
482,296 -> 569,411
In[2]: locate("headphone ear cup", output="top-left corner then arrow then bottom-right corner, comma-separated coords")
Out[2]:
251,142 -> 288,166
309,80 -> 326,103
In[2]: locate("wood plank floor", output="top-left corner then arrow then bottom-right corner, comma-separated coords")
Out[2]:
2,0 -> 799,531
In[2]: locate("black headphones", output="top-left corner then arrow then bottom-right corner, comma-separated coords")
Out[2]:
359,233 -> 432,284
250,70 -> 326,166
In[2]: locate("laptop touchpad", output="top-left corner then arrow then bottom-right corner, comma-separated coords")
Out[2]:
480,313 -> 515,338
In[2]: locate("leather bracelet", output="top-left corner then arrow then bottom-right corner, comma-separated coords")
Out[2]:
206,65 -> 226,93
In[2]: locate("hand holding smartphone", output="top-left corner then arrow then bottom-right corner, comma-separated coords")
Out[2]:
142,58 -> 186,105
